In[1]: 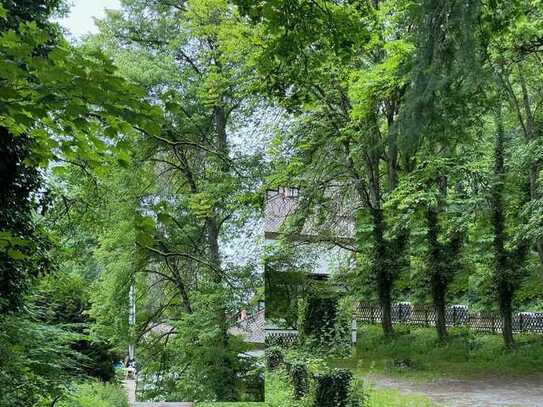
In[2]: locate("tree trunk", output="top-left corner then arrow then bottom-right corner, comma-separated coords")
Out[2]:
379,280 -> 394,337
206,216 -> 236,400
208,101 -> 236,400
372,208 -> 394,337
492,107 -> 515,349
500,288 -> 515,349
426,207 -> 448,342
386,108 -> 398,191
432,275 -> 448,342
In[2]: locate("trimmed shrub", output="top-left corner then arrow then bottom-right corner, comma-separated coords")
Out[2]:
266,346 -> 284,369
314,369 -> 353,407
288,362 -> 309,399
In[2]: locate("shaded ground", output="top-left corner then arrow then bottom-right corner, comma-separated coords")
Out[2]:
367,374 -> 543,407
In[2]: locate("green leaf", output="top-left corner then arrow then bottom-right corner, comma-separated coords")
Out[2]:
7,249 -> 28,260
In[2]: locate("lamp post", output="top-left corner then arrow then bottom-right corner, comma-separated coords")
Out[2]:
128,283 -> 136,363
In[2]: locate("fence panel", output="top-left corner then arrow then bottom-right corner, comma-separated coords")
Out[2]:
354,303 -> 543,336
265,331 -> 299,347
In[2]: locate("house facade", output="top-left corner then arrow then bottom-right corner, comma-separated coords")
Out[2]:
264,187 -> 357,345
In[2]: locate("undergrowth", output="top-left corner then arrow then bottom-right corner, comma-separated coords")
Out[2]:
331,325 -> 543,379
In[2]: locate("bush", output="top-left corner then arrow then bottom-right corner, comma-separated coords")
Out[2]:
348,377 -> 365,407
264,370 -> 299,407
266,346 -> 284,369
298,296 -> 353,357
301,297 -> 338,339
239,368 -> 265,402
58,382 -> 128,407
288,362 -> 309,399
314,369 -> 353,407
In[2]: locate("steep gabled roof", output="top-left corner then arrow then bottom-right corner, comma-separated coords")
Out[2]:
229,309 -> 265,344
264,187 -> 356,247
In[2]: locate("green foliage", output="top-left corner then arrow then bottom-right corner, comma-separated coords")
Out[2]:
301,297 -> 338,339
33,271 -> 118,381
235,0 -> 371,107
0,313 -> 80,406
252,0 -> 543,346
57,382 -> 129,407
362,386 -> 435,407
298,295 -> 352,357
84,0 -> 267,401
263,370 -> 301,407
314,369 -> 353,407
0,130 -> 46,313
259,369 -> 436,407
135,292 -> 263,402
266,346 -> 285,370
0,17 -> 157,168
264,243 -> 314,327
288,362 -> 309,400
0,1 -> 151,403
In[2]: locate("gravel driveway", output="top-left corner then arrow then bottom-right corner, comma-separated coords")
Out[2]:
367,374 -> 543,406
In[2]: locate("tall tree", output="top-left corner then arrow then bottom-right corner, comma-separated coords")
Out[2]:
237,0 -> 413,337
0,0 -> 156,313
482,0 -> 540,348
490,1 -> 543,282
91,0 -> 264,400
399,0 -> 483,341
0,0 -> 62,313
489,102 -> 529,349
0,0 -> 160,403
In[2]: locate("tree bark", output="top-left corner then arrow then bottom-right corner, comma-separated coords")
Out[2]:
206,215 -> 236,400
492,107 -> 515,349
372,208 -> 394,337
426,207 -> 448,342
209,98 -> 237,400
500,289 -> 515,349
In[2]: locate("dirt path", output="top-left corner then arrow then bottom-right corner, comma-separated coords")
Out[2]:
366,374 -> 543,406
123,379 -> 136,405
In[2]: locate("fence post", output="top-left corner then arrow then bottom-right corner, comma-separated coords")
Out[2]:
424,307 -> 429,327
491,315 -> 496,334
370,305 -> 375,324
519,313 -> 524,333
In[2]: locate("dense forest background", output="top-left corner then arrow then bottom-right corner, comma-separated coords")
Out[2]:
0,0 -> 542,405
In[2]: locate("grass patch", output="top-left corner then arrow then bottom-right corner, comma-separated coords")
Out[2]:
364,387 -> 437,407
331,325 -> 543,380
